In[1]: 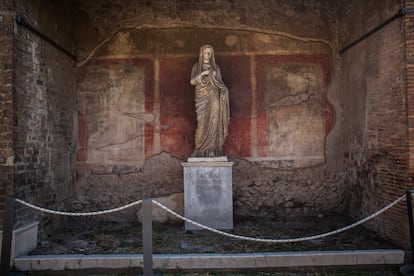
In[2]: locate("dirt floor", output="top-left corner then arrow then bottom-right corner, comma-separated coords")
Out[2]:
25,214 -> 404,275
31,214 -> 399,255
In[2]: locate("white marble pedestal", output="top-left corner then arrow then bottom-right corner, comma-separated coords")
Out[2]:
182,157 -> 234,230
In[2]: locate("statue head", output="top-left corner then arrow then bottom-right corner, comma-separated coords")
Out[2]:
198,45 -> 217,70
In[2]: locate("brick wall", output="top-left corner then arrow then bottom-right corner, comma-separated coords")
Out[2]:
404,0 -> 414,246
405,2 -> 414,184
339,0 -> 411,247
12,0 -> 76,233
0,0 -> 15,228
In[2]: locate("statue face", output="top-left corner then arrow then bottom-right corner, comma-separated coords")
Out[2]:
202,48 -> 212,64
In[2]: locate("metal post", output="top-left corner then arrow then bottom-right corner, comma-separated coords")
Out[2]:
142,197 -> 153,276
1,196 -> 15,275
406,190 -> 414,264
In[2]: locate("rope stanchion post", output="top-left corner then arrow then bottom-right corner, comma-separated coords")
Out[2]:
406,190 -> 414,264
142,197 -> 153,276
1,196 -> 15,275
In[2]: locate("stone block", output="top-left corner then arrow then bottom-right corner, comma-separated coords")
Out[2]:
182,158 -> 234,230
13,250 -> 405,271
0,221 -> 38,260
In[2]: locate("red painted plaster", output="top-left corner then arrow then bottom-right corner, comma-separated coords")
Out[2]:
83,58 -> 154,112
77,58 -> 154,161
255,53 -> 333,157
256,110 -> 268,157
224,117 -> 251,157
218,55 -> 252,157
158,55 -> 253,159
159,57 -> 196,159
256,54 -> 332,85
325,100 -> 336,136
145,123 -> 154,159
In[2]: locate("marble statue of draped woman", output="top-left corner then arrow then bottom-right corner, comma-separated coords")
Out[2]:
190,45 -> 230,157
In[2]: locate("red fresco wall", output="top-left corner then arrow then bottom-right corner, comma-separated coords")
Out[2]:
77,58 -> 154,162
159,57 -> 196,159
254,54 -> 333,158
78,54 -> 333,162
219,55 -> 252,157
157,55 -> 254,159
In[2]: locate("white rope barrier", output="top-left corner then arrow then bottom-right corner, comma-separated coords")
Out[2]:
152,195 -> 405,243
14,194 -> 405,243
14,198 -> 143,216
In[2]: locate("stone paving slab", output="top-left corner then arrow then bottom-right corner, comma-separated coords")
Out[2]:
14,249 -> 405,271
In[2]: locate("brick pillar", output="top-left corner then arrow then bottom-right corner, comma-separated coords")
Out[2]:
404,2 -> 414,180
0,1 -> 15,227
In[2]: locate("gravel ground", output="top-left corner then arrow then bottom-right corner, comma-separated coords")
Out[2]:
25,214 -> 403,275
31,214 -> 399,255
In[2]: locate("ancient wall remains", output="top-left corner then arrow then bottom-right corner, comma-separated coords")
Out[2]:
338,0 -> 410,247
73,0 -> 346,221
405,2 -> 414,182
12,0 -> 76,234
0,0 -> 412,249
0,0 -> 15,227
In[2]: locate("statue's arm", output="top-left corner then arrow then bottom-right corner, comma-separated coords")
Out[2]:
211,65 -> 227,90
190,64 -> 201,86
